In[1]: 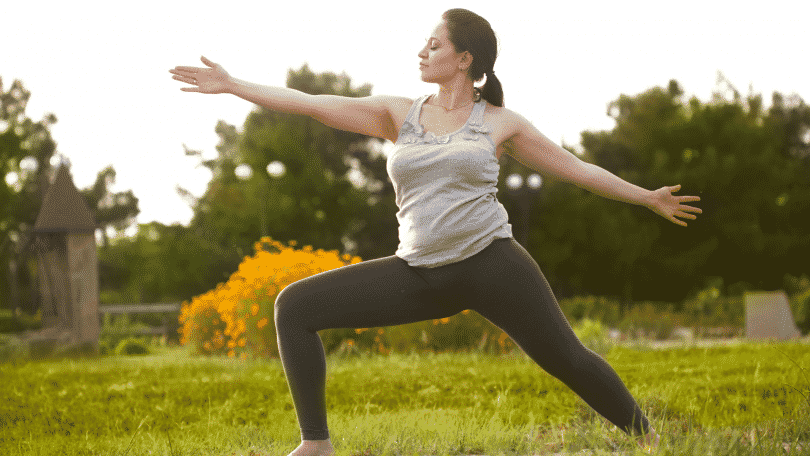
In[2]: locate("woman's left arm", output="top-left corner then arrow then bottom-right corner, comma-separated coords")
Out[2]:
503,110 -> 702,226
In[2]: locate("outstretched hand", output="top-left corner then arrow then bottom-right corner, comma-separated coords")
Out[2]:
648,185 -> 702,227
169,56 -> 232,94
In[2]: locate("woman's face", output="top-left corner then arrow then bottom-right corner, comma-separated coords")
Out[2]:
418,20 -> 470,84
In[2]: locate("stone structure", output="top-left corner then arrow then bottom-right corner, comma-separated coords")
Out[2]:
21,162 -> 101,357
744,291 -> 802,341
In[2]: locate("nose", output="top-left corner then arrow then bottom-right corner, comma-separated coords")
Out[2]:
418,46 -> 428,59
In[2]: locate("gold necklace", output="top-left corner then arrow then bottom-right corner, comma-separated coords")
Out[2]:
430,94 -> 475,112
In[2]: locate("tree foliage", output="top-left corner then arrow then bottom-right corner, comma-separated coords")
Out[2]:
509,74 -> 810,306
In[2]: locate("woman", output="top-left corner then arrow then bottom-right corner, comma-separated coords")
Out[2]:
170,8 -> 698,456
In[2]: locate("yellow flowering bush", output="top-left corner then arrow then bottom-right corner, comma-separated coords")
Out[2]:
178,236 -> 362,360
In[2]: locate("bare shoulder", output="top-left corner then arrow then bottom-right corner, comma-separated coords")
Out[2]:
380,95 -> 416,126
482,103 -> 528,148
380,95 -> 416,110
492,105 -> 530,130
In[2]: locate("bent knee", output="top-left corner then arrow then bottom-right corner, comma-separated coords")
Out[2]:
274,281 -> 306,323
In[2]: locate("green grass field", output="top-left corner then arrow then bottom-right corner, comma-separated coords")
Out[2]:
1,338 -> 808,456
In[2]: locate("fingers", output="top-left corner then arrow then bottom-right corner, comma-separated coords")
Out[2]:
171,74 -> 196,84
172,74 -> 199,91
675,211 -> 697,220
678,204 -> 702,213
170,56 -> 213,74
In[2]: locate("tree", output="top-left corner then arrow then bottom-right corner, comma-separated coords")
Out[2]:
96,221 -> 233,306
520,75 -> 810,306
83,166 -> 140,249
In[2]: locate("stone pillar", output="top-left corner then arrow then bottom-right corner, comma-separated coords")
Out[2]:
744,291 -> 802,341
24,162 -> 100,357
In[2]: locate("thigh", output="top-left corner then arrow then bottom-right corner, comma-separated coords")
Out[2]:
274,254 -> 464,332
466,239 -> 585,358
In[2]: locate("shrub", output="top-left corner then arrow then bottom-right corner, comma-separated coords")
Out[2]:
178,236 -> 363,360
99,313 -> 153,353
98,338 -> 113,356
114,337 -> 150,356
681,277 -> 745,329
0,333 -> 28,363
785,273 -> 810,334
617,301 -> 679,340
0,308 -> 42,334
572,318 -> 615,356
558,296 -> 623,328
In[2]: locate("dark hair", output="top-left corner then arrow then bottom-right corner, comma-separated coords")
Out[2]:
442,8 -> 503,107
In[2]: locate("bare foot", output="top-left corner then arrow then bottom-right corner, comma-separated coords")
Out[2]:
635,427 -> 660,452
287,438 -> 336,456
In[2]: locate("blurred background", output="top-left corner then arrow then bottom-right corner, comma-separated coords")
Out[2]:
1,0 -> 809,341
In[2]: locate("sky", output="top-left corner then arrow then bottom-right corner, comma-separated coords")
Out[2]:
3,0 -> 808,244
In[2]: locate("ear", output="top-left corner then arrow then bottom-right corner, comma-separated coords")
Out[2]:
459,51 -> 473,71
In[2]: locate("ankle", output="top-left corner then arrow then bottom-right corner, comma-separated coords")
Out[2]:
303,438 -> 332,446
636,428 -> 660,447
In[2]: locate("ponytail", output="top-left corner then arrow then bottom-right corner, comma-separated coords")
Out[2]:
479,72 -> 504,107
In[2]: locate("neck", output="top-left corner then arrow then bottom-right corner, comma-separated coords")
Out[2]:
434,75 -> 476,109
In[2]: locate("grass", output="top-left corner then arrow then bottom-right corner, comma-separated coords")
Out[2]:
1,336 -> 809,456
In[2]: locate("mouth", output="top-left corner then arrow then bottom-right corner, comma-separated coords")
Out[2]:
419,63 -> 427,69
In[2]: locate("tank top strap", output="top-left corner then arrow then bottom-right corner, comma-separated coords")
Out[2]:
404,94 -> 431,125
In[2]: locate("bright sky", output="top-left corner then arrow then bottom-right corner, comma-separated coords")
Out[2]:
4,0 -> 808,243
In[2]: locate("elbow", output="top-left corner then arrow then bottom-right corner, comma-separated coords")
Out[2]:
299,93 -> 321,118
569,161 -> 599,190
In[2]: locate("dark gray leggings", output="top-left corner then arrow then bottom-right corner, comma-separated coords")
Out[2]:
274,237 -> 651,441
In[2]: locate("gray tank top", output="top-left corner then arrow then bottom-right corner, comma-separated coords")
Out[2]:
386,94 -> 513,268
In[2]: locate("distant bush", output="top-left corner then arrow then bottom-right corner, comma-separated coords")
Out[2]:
99,313 -> 153,353
98,338 -> 113,356
617,301 -> 680,340
785,273 -> 810,334
0,309 -> 42,334
572,318 -> 615,356
558,295 -> 623,328
0,333 -> 28,363
681,277 -> 745,329
114,337 -> 150,356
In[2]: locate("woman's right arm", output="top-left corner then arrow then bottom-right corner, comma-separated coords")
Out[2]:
228,78 -> 406,142
170,56 -> 409,143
